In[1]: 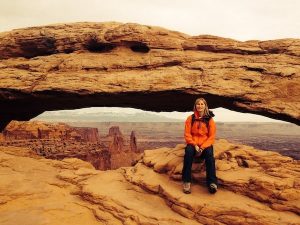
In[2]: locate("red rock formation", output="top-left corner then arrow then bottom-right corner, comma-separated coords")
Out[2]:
103,126 -> 141,169
0,22 -> 299,132
108,126 -> 123,136
2,120 -> 100,142
107,126 -> 124,154
0,120 -> 111,169
130,130 -> 139,153
0,121 -> 142,170
86,149 -> 111,170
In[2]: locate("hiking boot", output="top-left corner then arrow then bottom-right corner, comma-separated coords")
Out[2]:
208,183 -> 218,194
183,182 -> 191,194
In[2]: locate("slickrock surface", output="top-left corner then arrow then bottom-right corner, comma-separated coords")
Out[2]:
0,139 -> 299,225
0,22 -> 300,131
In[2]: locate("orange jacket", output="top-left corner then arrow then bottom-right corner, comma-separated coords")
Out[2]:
184,111 -> 216,149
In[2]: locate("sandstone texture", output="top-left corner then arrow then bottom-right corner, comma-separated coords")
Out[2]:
0,22 -> 300,130
0,139 -> 299,225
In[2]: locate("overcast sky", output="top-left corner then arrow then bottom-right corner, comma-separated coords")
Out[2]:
34,107 -> 285,123
2,0 -> 298,122
1,0 -> 300,40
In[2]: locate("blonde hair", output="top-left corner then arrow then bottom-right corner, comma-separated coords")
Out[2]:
194,98 -> 210,116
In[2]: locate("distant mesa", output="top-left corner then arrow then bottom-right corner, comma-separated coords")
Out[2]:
33,110 -> 184,123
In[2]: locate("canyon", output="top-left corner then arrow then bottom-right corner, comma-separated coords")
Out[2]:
69,121 -> 300,159
2,120 -> 299,172
0,120 -> 141,170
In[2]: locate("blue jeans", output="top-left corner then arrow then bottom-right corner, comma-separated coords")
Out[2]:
182,144 -> 218,186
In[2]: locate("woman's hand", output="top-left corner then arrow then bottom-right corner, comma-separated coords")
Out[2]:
195,145 -> 203,152
195,145 -> 203,157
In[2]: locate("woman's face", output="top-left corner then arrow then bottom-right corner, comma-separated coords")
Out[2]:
195,100 -> 206,113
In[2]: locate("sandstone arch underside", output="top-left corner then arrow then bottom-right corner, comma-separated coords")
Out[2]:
0,22 -> 299,130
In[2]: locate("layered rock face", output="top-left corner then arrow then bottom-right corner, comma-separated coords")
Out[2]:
0,121 -> 141,170
0,139 -> 299,225
0,22 -> 299,131
2,120 -> 100,142
0,120 -> 111,170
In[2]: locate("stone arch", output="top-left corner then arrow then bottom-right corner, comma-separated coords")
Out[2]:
0,22 -> 299,130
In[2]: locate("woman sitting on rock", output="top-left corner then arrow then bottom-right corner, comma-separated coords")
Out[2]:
182,97 -> 218,194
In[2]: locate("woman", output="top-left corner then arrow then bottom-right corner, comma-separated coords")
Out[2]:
182,97 -> 218,194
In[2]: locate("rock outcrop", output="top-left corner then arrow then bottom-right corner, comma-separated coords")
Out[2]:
103,126 -> 141,169
130,131 -> 139,153
0,121 -> 142,170
0,22 -> 299,131
2,120 -> 100,142
0,139 -> 299,225
0,120 -> 110,170
107,126 -> 125,154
